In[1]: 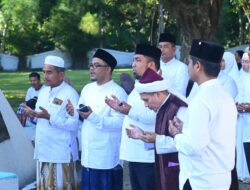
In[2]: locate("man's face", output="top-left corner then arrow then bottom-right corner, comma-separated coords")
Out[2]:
220,58 -> 225,70
132,54 -> 150,79
187,56 -> 197,81
242,55 -> 250,73
158,42 -> 176,62
140,93 -> 161,112
29,76 -> 41,89
43,64 -> 64,87
235,52 -> 241,63
89,57 -> 110,82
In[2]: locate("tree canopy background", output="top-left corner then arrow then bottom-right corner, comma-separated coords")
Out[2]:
0,0 -> 249,69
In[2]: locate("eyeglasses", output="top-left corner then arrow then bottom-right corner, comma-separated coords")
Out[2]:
88,64 -> 108,69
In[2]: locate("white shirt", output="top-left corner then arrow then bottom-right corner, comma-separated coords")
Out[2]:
155,106 -> 187,154
218,71 -> 238,100
120,88 -> 156,163
160,58 -> 189,96
25,85 -> 44,101
235,71 -> 250,180
175,79 -> 237,190
34,81 -> 80,163
188,72 -> 238,102
79,80 -> 127,169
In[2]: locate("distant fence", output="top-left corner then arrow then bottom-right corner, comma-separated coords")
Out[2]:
26,50 -> 72,69
87,48 -> 134,67
0,44 -> 249,71
0,54 -> 19,71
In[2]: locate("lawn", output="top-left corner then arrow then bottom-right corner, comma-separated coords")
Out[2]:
0,68 -> 132,111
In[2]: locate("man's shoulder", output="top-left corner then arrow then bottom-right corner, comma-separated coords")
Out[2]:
62,82 -> 78,94
173,59 -> 187,67
170,93 -> 188,107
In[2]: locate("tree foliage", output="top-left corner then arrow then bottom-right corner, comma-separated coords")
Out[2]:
0,0 -> 249,69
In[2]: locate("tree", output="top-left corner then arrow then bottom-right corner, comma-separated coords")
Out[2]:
215,0 -> 248,47
230,0 -> 250,42
163,0 -> 224,63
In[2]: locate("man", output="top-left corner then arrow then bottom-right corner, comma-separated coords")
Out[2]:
24,55 -> 79,189
169,40 -> 237,190
25,72 -> 44,101
126,67 -> 188,190
77,49 -> 127,190
236,52 -> 250,183
105,44 -> 161,190
17,72 -> 44,126
158,33 -> 189,96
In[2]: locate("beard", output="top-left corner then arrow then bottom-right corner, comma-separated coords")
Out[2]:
133,71 -> 141,80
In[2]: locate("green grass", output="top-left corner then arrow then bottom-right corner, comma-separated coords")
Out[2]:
0,68 -> 132,111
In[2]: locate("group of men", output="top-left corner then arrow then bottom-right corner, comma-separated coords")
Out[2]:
22,33 -> 238,190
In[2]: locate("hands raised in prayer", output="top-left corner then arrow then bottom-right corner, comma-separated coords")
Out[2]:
22,104 -> 50,120
105,95 -> 131,115
169,116 -> 183,137
126,124 -> 156,143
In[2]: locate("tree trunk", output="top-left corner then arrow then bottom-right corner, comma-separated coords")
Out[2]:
163,0 -> 224,64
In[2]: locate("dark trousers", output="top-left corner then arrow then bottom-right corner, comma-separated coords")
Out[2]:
128,162 -> 155,190
81,165 -> 123,190
244,142 -> 250,173
183,180 -> 192,190
230,149 -> 239,190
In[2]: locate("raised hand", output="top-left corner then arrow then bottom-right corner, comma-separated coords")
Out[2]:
105,95 -> 131,115
66,99 -> 74,116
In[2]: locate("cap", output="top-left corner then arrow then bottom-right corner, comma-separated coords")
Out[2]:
135,44 -> 161,61
189,39 -> 224,63
93,49 -> 117,69
44,55 -> 65,68
159,33 -> 176,44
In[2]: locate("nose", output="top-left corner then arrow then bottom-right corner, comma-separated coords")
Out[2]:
132,61 -> 136,68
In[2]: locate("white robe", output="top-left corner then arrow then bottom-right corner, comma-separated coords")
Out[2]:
235,71 -> 250,180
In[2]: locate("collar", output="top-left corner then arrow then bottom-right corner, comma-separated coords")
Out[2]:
156,93 -> 171,113
199,79 -> 219,91
160,57 -> 175,65
50,81 -> 65,94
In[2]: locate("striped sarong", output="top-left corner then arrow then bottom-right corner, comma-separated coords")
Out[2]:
37,160 -> 78,190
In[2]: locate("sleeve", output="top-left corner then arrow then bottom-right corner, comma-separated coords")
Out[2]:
87,89 -> 128,132
223,77 -> 238,100
128,105 -> 156,124
156,135 -> 177,154
25,88 -> 32,101
49,89 -> 80,132
174,64 -> 189,96
174,99 -> 210,156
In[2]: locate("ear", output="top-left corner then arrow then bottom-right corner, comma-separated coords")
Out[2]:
194,60 -> 203,72
107,66 -> 112,74
148,61 -> 156,71
59,71 -> 65,80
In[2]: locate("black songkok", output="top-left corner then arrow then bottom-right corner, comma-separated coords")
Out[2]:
135,44 -> 161,61
93,49 -> 117,69
159,33 -> 176,44
190,39 -> 224,63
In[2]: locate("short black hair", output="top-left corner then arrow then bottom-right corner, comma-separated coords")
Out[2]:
145,56 -> 160,71
236,50 -> 244,58
29,72 -> 40,80
190,55 -> 220,77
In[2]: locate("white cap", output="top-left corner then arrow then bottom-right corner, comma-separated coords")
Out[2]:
134,68 -> 170,93
44,55 -> 65,68
135,80 -> 170,93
